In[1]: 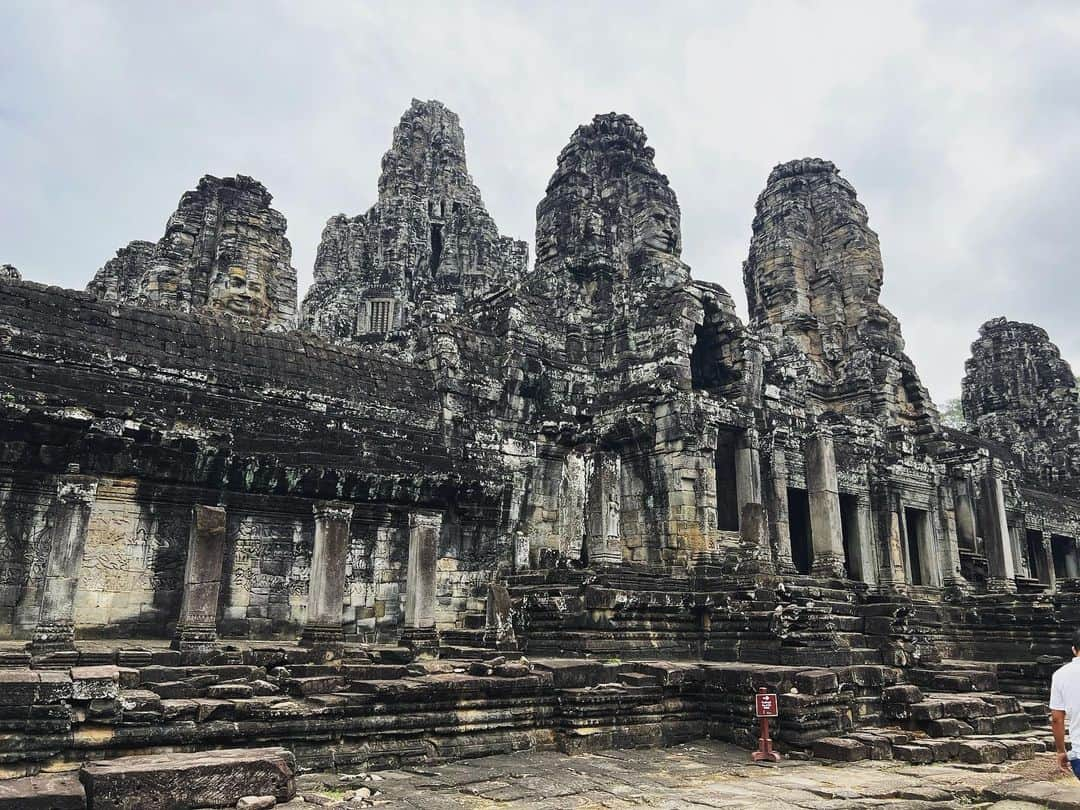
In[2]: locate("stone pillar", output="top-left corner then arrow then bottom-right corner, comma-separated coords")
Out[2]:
513,531 -> 530,572
1039,531 -> 1058,592
30,475 -> 98,654
1066,539 -> 1080,580
768,443 -> 797,574
172,505 -> 227,651
735,428 -> 763,526
401,510 -> 442,654
952,474 -> 978,552
936,483 -> 969,593
845,496 -> 877,584
981,463 -> 1017,593
299,501 -> 353,648
584,450 -> 622,565
805,427 -> 845,578
735,502 -> 773,575
873,489 -> 908,590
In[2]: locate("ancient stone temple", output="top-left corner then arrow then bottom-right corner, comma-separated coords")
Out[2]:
962,317 -> 1080,489
301,99 -> 528,342
0,100 -> 1078,797
87,175 -> 298,331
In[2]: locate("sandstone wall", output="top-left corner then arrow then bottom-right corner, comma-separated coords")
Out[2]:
0,281 -> 509,638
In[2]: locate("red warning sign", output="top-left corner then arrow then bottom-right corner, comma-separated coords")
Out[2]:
755,692 -> 779,717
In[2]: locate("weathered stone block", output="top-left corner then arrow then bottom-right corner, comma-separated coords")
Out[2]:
892,744 -> 934,764
71,666 -> 120,700
0,771 -> 84,809
957,739 -> 1008,764
79,747 -> 295,810
882,685 -> 923,704
795,669 -> 838,695
811,737 -> 868,761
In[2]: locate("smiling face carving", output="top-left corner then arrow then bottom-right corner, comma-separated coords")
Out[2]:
209,264 -> 271,322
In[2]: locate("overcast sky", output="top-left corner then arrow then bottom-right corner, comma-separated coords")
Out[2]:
3,1 -> 1079,403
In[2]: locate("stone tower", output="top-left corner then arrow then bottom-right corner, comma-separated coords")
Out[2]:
301,99 -> 528,341
87,175 -> 298,332
743,158 -> 937,432
963,317 -> 1080,486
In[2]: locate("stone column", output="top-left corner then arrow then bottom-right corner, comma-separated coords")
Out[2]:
735,428 -> 763,526
1039,531 -> 1057,592
513,531 -> 530,572
981,463 -> 1017,593
299,500 -> 353,648
736,502 -> 773,574
768,443 -> 797,574
401,510 -> 442,654
1066,539 -> 1080,580
172,505 -> 227,651
805,427 -> 845,578
935,483 -> 969,593
952,474 -> 978,552
30,475 -> 98,654
845,496 -> 877,584
584,450 -> 622,565
873,488 -> 908,590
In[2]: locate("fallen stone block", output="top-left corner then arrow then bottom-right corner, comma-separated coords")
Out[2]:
80,746 -> 295,810
284,676 -> 344,697
958,739 -> 1008,764
795,669 -> 839,695
847,732 -> 893,760
993,714 -> 1032,734
811,737 -> 868,761
892,744 -> 934,764
917,738 -> 960,761
1001,739 -> 1036,760
235,797 -> 276,810
71,666 -> 120,700
910,700 -> 945,720
0,771 -> 85,809
883,684 -> 923,704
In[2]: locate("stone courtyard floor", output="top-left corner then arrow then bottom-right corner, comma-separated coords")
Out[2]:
290,740 -> 1080,809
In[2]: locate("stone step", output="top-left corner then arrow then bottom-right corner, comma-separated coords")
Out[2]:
438,645 -> 510,661
812,729 -> 1043,765
910,668 -> 998,692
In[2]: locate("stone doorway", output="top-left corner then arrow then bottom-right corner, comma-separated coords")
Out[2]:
903,507 -> 931,586
787,487 -> 812,574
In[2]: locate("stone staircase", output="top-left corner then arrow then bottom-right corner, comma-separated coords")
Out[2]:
812,658 -> 1052,764
507,567 -> 702,659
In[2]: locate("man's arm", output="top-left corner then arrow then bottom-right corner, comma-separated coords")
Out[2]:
1052,709 -> 1070,773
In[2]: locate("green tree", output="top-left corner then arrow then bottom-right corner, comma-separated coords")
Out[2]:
940,397 -> 966,430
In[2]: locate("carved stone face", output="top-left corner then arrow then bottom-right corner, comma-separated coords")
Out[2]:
631,192 -> 679,255
209,264 -> 271,321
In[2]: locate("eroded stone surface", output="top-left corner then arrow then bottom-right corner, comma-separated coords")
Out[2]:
963,317 -> 1080,489
87,175 -> 297,331
79,746 -> 295,810
744,158 -> 938,432
0,264 -> 20,281
301,99 -> 527,341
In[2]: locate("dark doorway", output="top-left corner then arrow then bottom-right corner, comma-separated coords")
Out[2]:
1026,530 -> 1048,584
716,431 -> 739,531
788,487 -> 812,574
1052,534 -> 1074,578
904,507 -> 928,586
839,494 -> 861,581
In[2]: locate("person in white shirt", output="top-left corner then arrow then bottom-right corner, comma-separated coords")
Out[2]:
1049,631 -> 1080,778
